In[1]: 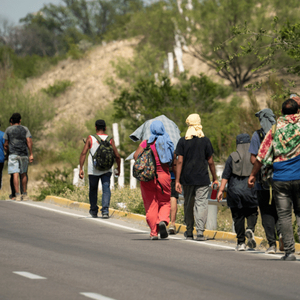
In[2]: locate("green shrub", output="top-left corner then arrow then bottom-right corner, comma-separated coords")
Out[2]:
42,80 -> 73,97
36,168 -> 74,201
0,76 -> 54,141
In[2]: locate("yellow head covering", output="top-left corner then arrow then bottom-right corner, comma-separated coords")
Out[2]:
185,113 -> 205,140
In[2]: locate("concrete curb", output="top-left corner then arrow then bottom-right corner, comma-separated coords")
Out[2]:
44,195 -> 300,252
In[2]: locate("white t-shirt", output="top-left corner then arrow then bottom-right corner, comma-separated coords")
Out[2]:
88,134 -> 112,176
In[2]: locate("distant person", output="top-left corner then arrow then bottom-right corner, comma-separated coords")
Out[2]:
3,113 -> 33,201
79,119 -> 121,218
134,120 -> 174,240
249,108 -> 282,254
217,134 -> 258,251
0,122 -> 5,190
175,113 -> 218,241
249,99 -> 300,261
168,153 -> 179,235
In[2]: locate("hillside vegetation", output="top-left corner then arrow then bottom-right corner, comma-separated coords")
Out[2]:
1,0 -> 300,200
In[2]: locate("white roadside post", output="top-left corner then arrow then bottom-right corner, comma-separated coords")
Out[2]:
168,52 -> 174,78
73,165 -> 84,187
130,159 -> 137,189
118,158 -> 125,189
112,123 -> 120,148
110,166 -> 115,190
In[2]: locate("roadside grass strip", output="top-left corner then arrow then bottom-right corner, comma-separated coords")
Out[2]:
13,271 -> 46,279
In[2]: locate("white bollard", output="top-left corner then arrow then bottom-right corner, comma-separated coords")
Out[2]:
168,52 -> 174,78
110,166 -> 114,190
130,159 -> 137,189
118,158 -> 124,189
73,165 -> 84,187
174,45 -> 184,73
73,167 -> 79,186
112,123 -> 120,147
206,204 -> 218,230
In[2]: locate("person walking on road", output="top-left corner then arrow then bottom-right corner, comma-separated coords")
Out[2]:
134,120 -> 174,240
79,119 -> 121,218
218,134 -> 258,251
3,113 -> 33,201
175,113 -> 218,241
249,108 -> 282,254
0,122 -> 5,190
249,99 -> 300,261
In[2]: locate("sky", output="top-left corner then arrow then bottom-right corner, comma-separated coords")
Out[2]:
0,0 -> 63,24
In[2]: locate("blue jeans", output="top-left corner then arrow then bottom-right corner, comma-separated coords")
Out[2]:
89,173 -> 112,215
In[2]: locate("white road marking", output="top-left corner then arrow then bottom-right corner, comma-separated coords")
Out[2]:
80,292 -> 116,300
13,201 -> 298,260
13,271 -> 46,279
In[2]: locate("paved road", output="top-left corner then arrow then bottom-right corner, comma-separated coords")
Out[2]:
1,200 -> 299,300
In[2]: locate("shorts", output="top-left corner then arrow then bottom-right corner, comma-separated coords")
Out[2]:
171,179 -> 179,199
8,154 -> 28,175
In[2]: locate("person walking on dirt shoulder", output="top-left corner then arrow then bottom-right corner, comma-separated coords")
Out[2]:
79,119 -> 121,219
3,113 -> 33,201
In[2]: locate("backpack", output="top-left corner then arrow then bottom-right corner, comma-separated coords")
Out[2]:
90,135 -> 115,171
256,124 -> 276,190
133,141 -> 164,193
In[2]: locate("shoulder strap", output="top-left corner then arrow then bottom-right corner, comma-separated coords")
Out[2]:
93,134 -> 102,144
271,123 -> 277,138
256,129 -> 264,143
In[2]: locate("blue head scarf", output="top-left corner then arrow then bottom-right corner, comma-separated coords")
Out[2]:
148,120 -> 174,164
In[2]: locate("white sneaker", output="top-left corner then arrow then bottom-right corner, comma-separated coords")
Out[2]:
265,245 -> 277,254
236,243 -> 246,251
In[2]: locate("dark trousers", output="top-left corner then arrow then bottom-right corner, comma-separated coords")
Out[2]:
230,207 -> 258,245
0,162 -> 3,190
257,189 -> 280,247
273,180 -> 300,254
89,173 -> 112,215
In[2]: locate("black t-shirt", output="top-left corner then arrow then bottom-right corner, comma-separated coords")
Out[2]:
175,136 -> 214,186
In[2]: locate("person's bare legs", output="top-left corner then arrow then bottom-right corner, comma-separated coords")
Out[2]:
21,173 -> 27,194
13,173 -> 20,194
170,197 -> 177,226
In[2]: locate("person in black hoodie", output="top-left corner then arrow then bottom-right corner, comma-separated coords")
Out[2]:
217,134 -> 258,251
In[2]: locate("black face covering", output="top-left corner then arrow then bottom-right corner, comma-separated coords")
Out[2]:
230,134 -> 253,177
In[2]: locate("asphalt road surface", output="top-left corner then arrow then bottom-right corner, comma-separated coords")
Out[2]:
1,200 -> 300,300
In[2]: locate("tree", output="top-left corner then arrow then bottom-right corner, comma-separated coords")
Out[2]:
218,17 -> 300,86
176,0 -> 299,89
113,75 -> 239,158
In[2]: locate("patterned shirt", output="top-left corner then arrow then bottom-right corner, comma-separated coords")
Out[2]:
257,114 -> 300,164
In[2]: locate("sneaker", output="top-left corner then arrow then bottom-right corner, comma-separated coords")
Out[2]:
21,193 -> 29,201
150,235 -> 158,240
9,194 -> 15,200
15,194 -> 22,201
279,234 -> 284,251
184,231 -> 194,240
236,243 -> 246,251
281,253 -> 296,261
168,225 -> 176,235
196,234 -> 206,241
245,229 -> 256,249
102,214 -> 109,219
159,221 -> 168,239
265,245 -> 277,254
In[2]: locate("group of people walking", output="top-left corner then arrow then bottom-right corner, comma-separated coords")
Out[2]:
82,96 -> 300,262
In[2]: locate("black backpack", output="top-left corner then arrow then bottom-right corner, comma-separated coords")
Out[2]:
91,135 -> 115,171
